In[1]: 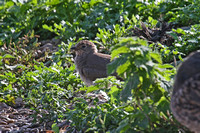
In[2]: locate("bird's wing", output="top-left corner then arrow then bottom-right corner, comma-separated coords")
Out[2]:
80,53 -> 111,81
86,53 -> 111,70
82,67 -> 108,81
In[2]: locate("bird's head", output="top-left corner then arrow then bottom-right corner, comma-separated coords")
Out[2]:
70,40 -> 98,55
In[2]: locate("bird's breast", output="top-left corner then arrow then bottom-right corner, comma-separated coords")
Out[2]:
74,55 -> 87,74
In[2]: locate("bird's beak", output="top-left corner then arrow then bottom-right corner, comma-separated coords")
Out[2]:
70,46 -> 77,51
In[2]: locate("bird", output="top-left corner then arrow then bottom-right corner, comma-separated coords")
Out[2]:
170,50 -> 200,133
70,40 -> 119,86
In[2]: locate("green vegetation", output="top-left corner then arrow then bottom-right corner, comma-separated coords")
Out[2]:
0,0 -> 199,132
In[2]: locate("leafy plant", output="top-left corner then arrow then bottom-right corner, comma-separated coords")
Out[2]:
20,63 -> 82,122
65,77 -> 124,132
165,0 -> 200,26
0,0 -> 199,132
106,37 -> 178,132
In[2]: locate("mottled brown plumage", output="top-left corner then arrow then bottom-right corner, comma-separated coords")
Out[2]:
171,51 -> 200,133
71,40 -> 117,86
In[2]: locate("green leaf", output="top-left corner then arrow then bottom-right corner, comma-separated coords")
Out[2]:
5,64 -> 19,70
0,74 -> 7,80
52,123 -> 59,133
107,55 -> 128,75
121,74 -> 140,101
111,46 -> 129,60
168,32 -> 178,40
174,43 -> 182,47
90,0 -> 103,6
157,96 -> 170,115
5,1 -> 14,8
138,116 -> 149,129
42,24 -> 54,32
150,52 -> 162,64
31,0 -> 37,5
116,118 -> 130,132
176,28 -> 186,35
152,87 -> 163,103
188,39 -> 198,43
3,54 -> 15,59
172,50 -> 178,55
178,55 -> 183,61
157,64 -> 174,69
108,86 -> 120,103
51,67 -> 60,73
86,86 -> 100,93
46,0 -> 61,5
116,60 -> 130,75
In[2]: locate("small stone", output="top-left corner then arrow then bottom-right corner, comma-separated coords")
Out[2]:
7,119 -> 15,124
0,120 -> 7,125
9,114 -> 15,119
52,38 -> 60,45
1,127 -> 12,132
0,102 -> 9,110
14,97 -> 24,108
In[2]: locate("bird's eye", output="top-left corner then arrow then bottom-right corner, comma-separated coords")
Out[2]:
82,45 -> 86,49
